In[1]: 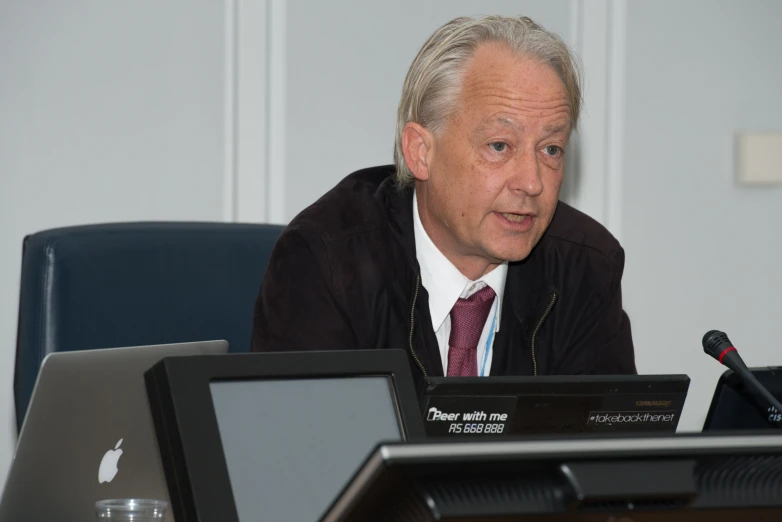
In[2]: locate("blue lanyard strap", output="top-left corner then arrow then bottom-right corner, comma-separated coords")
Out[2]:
479,302 -> 498,377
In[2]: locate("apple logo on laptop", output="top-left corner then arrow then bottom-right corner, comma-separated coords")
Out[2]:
98,438 -> 124,483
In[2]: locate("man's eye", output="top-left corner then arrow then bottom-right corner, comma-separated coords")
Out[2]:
490,142 -> 507,152
544,145 -> 563,157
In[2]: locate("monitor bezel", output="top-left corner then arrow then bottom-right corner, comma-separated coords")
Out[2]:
321,432 -> 782,522
144,349 -> 425,522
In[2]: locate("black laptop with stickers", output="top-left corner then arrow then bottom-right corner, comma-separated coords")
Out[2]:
422,374 -> 690,437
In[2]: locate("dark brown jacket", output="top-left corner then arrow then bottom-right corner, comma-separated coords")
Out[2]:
251,165 -> 636,393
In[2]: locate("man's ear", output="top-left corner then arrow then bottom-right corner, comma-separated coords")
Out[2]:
401,122 -> 434,181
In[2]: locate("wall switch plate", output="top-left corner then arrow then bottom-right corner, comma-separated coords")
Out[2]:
737,132 -> 782,185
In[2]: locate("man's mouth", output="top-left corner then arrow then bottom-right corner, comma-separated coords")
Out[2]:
501,213 -> 530,223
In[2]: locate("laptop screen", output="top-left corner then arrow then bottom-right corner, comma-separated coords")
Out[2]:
209,376 -> 403,522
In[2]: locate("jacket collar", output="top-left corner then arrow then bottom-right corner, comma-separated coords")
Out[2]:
378,175 -> 419,272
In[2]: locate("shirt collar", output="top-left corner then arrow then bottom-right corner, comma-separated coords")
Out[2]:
413,190 -> 508,332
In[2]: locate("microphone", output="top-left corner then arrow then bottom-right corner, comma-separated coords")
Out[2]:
702,330 -> 782,425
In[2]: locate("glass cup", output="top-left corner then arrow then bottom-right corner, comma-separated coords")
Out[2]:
95,499 -> 168,521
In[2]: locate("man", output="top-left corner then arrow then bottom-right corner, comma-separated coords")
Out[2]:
252,15 -> 636,392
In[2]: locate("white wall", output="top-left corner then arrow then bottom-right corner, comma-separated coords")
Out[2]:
620,0 -> 782,430
0,0 -> 232,485
2,0 -> 782,492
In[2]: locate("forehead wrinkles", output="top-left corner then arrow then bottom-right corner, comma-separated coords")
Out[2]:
461,76 -> 570,116
475,95 -> 571,120
455,48 -> 571,121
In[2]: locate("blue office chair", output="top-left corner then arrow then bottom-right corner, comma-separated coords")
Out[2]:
14,221 -> 284,431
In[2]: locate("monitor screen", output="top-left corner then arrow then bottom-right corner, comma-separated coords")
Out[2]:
209,376 -> 403,522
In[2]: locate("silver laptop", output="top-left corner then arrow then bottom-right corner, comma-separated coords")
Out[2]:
0,340 -> 229,522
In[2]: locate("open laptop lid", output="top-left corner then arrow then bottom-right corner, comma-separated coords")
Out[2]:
422,374 -> 690,437
703,367 -> 782,431
0,340 -> 228,522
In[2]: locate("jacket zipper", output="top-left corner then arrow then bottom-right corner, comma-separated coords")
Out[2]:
531,292 -> 557,377
408,274 -> 428,377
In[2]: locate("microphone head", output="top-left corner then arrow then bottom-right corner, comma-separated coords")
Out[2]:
702,330 -> 733,360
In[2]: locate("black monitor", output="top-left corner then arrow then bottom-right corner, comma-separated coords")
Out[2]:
703,367 -> 782,431
321,432 -> 782,522
423,374 -> 690,437
144,349 -> 424,522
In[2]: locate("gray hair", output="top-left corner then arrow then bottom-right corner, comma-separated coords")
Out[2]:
393,15 -> 583,187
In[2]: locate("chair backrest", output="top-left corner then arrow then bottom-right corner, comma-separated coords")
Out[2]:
14,221 -> 284,431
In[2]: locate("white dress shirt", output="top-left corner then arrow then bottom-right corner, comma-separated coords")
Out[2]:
413,191 -> 508,376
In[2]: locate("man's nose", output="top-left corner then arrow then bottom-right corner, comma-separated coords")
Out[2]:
507,149 -> 543,197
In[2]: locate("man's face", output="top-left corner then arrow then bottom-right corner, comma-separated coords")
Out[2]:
411,43 -> 571,276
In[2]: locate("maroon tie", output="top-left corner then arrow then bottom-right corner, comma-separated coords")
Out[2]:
446,285 -> 496,377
